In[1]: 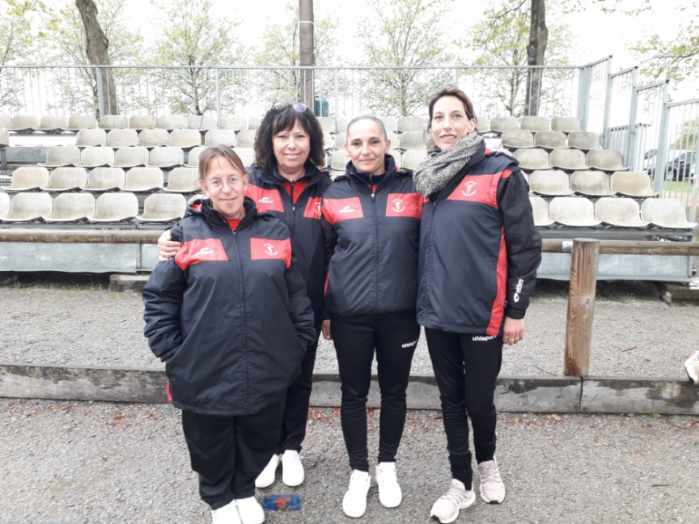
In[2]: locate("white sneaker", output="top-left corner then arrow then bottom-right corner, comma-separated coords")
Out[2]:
254,454 -> 279,489
211,500 -> 241,524
342,469 -> 371,518
375,462 -> 402,508
235,496 -> 265,524
478,458 -> 506,504
685,351 -> 699,384
281,449 -> 305,487
429,479 -> 476,524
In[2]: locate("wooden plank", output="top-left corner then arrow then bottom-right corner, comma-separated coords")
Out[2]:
564,239 -> 600,376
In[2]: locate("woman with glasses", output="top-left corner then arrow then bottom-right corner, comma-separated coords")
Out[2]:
414,87 -> 541,523
321,115 -> 421,518
158,103 -> 331,489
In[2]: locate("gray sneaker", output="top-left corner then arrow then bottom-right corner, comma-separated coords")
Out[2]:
477,458 -> 506,504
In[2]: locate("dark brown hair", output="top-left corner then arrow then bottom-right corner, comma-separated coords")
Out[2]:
427,86 -> 477,126
198,146 -> 246,181
254,103 -> 326,174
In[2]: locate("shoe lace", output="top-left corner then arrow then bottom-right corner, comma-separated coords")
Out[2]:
479,461 -> 502,484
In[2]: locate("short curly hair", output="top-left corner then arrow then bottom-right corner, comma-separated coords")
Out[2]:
254,104 -> 326,174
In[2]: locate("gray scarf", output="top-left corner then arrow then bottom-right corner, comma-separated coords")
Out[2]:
413,133 -> 484,197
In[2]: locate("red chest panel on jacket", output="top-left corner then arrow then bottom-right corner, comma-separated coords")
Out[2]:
386,192 -> 423,218
175,238 -> 229,270
250,237 -> 292,268
447,173 -> 503,208
322,197 -> 364,224
304,196 -> 322,219
246,184 -> 284,213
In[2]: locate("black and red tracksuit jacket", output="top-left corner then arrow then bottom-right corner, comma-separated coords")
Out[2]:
322,155 -> 421,317
417,143 -> 541,336
246,164 -> 332,326
143,197 -> 316,416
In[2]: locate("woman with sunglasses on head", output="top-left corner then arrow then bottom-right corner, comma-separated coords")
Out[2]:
144,146 -> 315,524
158,103 -> 331,489
321,115 -> 421,518
413,87 -> 541,523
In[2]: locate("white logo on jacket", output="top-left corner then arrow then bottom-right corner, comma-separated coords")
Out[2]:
259,196 -> 274,204
462,181 -> 477,197
339,205 -> 356,214
263,243 -> 279,256
392,199 -> 405,213
401,339 -> 418,349
191,247 -> 214,258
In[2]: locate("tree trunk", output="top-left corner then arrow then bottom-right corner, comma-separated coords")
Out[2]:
298,0 -> 315,108
76,0 -> 118,116
525,0 -> 547,116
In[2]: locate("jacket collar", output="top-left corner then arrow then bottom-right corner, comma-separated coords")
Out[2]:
345,154 -> 398,191
253,163 -> 325,188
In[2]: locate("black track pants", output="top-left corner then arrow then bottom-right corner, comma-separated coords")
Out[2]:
181,400 -> 284,509
278,332 -> 320,453
425,328 -> 503,490
332,311 -> 419,472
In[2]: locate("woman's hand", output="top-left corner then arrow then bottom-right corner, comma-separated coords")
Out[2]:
503,317 -> 524,345
321,319 -> 332,340
158,230 -> 182,260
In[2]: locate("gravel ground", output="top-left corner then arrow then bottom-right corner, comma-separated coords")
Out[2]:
0,399 -> 697,524
1,275 -> 697,379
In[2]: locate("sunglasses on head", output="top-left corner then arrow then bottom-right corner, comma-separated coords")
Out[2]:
272,102 -> 309,113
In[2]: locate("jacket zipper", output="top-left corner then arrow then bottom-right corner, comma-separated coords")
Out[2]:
370,177 -> 380,312
231,229 -> 248,402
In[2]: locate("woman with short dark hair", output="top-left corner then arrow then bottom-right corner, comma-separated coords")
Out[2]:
414,87 -> 541,523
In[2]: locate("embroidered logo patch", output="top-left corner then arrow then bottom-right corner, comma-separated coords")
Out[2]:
246,184 -> 284,213
250,237 -> 292,268
386,192 -> 423,218
175,238 -> 229,270
322,197 -> 364,224
304,196 -> 322,219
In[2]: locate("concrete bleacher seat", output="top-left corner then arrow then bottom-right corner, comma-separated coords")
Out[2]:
89,192 -> 139,222
317,116 -> 337,135
205,129 -> 237,148
236,129 -> 256,148
6,167 -> 49,191
156,114 -> 188,130
80,146 -> 115,168
42,192 -> 95,222
39,145 -> 81,168
137,193 -> 187,222
595,197 -> 647,228
501,129 -> 534,150
139,129 -> 171,148
549,196 -> 600,227
0,127 -> 8,147
534,130 -> 567,150
529,194 -> 553,226
399,148 -> 427,170
123,167 -> 164,192
69,114 -> 97,130
0,192 -> 9,219
39,115 -> 69,132
641,198 -> 697,229
218,115 -> 247,131
107,128 -> 139,148
0,192 -> 52,222
550,148 -> 587,171
587,149 -> 626,171
571,170 -> 612,196
83,167 -> 125,192
551,116 -> 581,134
165,167 -> 199,193
514,148 -> 551,171
76,128 -> 107,147
149,146 -> 183,168
398,130 -> 427,149
112,147 -> 149,168
188,114 -> 217,130
397,116 -> 426,133
610,171 -> 656,197
99,114 -> 129,129
185,146 -> 205,168
491,116 -> 520,134
476,117 -> 491,134
330,149 -> 349,172
171,129 -> 202,149
529,169 -> 573,196
520,116 -> 550,132
234,147 -> 256,167
0,113 -> 11,128
10,114 -> 41,132
40,167 -> 87,192
129,115 -> 156,130
568,131 -> 600,151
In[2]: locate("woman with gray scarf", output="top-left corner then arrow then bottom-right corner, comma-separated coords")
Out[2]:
414,87 -> 541,524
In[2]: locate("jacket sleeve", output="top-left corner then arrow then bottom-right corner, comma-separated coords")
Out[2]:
320,196 -> 338,320
285,255 -> 317,348
498,165 -> 542,319
143,259 -> 186,362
